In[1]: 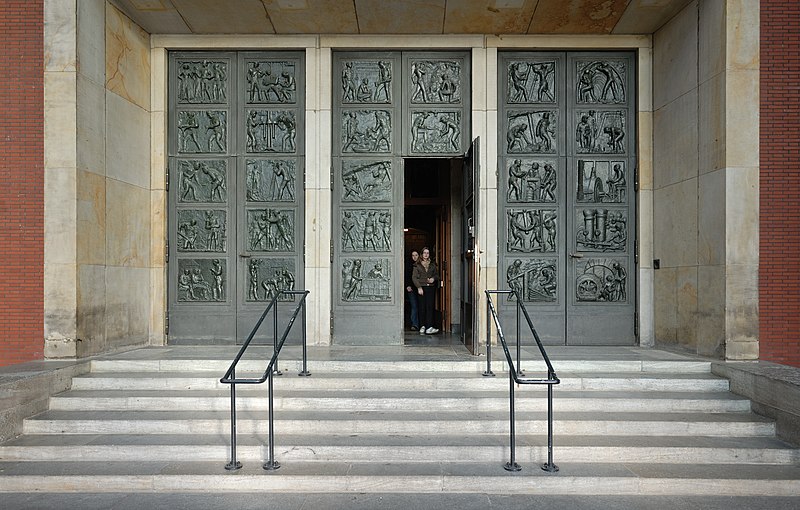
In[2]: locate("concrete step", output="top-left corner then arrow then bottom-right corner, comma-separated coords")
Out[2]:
89,358 -> 713,374
47,389 -> 751,413
22,409 -> 776,436
1,461 -> 799,496
69,371 -> 731,392
2,434 -> 797,465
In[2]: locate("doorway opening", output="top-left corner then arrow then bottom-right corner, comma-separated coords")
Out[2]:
403,157 -> 463,340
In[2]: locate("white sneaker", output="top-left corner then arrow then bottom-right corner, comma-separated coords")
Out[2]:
420,326 -> 426,334
426,327 -> 439,334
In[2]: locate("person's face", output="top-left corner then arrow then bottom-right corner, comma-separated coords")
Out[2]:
411,251 -> 419,262
422,249 -> 430,260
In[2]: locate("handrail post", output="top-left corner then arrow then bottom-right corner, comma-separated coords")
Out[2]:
516,297 -> 524,377
273,299 -> 282,376
542,372 -> 559,472
225,370 -> 242,471
503,370 -> 521,472
263,368 -> 280,470
298,296 -> 311,377
483,294 -> 495,377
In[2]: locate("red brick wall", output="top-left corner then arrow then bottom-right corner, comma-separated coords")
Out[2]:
760,0 -> 800,367
0,0 -> 44,366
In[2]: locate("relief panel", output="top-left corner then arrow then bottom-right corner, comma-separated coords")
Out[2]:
177,60 -> 228,104
507,60 -> 557,104
410,111 -> 461,153
247,208 -> 295,252
177,258 -> 226,302
177,159 -> 227,203
576,60 -> 626,104
177,210 -> 227,253
341,258 -> 392,302
576,160 -> 627,204
506,110 -> 558,154
506,258 -> 558,302
246,257 -> 297,302
575,258 -> 628,303
340,60 -> 393,104
245,109 -> 297,153
341,110 -> 392,153
409,59 -> 463,104
505,157 -> 557,203
177,110 -> 228,154
575,110 -> 626,154
246,159 -> 297,202
341,209 -> 392,252
575,208 -> 627,252
342,160 -> 392,203
245,60 -> 298,104
506,208 -> 558,253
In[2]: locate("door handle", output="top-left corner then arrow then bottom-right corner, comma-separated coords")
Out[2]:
239,254 -> 252,258
569,252 -> 583,259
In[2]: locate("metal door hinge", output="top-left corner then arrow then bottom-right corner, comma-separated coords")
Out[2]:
165,241 -> 169,263
634,311 -> 639,337
330,239 -> 334,263
634,165 -> 639,193
330,164 -> 335,190
330,311 -> 334,336
634,238 -> 638,265
164,312 -> 170,335
165,168 -> 169,191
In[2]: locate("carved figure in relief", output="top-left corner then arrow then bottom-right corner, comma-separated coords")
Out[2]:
379,211 -> 392,251
213,63 -> 227,101
248,63 -> 264,102
534,112 -> 554,152
507,123 -> 531,152
532,63 -> 554,102
343,259 -> 363,300
507,259 -> 524,298
604,125 -> 624,152
577,61 -> 626,104
277,70 -> 296,102
540,163 -> 556,202
178,63 -> 193,102
439,115 -> 460,152
576,259 -> 626,302
598,62 -> 624,102
201,165 -> 226,202
411,112 -> 431,152
190,268 -> 211,300
342,211 -> 357,250
577,209 -> 627,251
181,163 -> 201,201
204,211 -> 222,252
277,114 -> 296,152
178,112 -> 202,152
342,62 -> 356,102
269,161 -> 295,201
342,161 -> 392,202
179,269 -> 192,298
509,62 -> 530,102
376,61 -> 392,101
248,259 -> 261,300
251,212 -> 270,250
506,259 -> 557,302
178,220 -> 198,250
342,111 -> 358,152
543,211 -> 557,251
579,68 -> 597,102
438,72 -> 457,103
206,112 -> 226,152
363,211 -> 378,251
411,62 -> 428,102
507,159 -> 526,201
370,112 -> 390,152
357,79 -> 372,102
178,61 -> 227,103
606,164 -> 626,203
576,114 -> 593,150
210,259 -> 224,301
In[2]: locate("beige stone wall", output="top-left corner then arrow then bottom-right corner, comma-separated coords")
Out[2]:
44,0 -> 152,358
652,0 -> 759,359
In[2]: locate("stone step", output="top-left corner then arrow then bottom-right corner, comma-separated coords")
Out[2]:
90,358 -> 713,374
48,389 -> 751,413
2,434 -> 796,465
69,371 -> 731,392
1,461 -> 799,496
22,410 -> 775,437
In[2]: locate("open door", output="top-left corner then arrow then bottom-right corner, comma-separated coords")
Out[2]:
461,137 -> 479,353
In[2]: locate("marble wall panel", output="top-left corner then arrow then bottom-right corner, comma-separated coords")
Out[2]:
726,70 -> 759,169
726,166 -> 759,266
727,0 -> 760,71
638,266 -> 655,347
638,189 -> 653,268
106,179 -> 150,268
149,267 -> 166,345
698,0 -> 725,84
698,169 -> 725,266
45,73 -> 78,170
77,0 -> 106,85
698,73 -> 725,174
697,264 -> 726,357
305,266 -> 331,345
106,2 -> 151,111
77,169 -> 106,266
676,266 -> 698,349
106,91 -> 150,189
654,266 -> 678,344
45,0 -> 77,72
77,76 -> 106,176
653,1 -> 698,110
638,111 -> 653,190
357,0 -> 443,34
105,266 -> 150,350
45,167 -> 77,265
653,178 -> 698,268
725,262 -> 759,346
76,264 -> 106,355
471,47 -> 487,111
653,89 -> 698,188
44,262 -> 77,342
149,189 -> 165,269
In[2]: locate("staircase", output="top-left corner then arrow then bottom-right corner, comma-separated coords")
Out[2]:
1,347 -> 799,495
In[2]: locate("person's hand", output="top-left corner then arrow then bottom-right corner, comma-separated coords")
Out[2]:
427,277 -> 434,284
406,286 -> 412,292
418,288 -> 423,296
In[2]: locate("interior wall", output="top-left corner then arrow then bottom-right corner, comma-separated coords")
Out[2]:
652,0 -> 759,359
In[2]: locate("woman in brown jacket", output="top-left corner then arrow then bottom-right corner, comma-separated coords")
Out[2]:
412,246 -> 439,334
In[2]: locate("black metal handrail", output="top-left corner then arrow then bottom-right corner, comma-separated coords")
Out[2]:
220,289 -> 311,471
483,289 -> 560,473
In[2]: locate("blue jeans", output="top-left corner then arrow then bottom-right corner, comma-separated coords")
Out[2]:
406,289 -> 419,329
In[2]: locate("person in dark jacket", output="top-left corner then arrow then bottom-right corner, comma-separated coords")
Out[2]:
412,246 -> 439,334
405,249 -> 420,331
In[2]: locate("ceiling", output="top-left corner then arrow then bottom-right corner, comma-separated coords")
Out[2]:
110,0 -> 692,36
